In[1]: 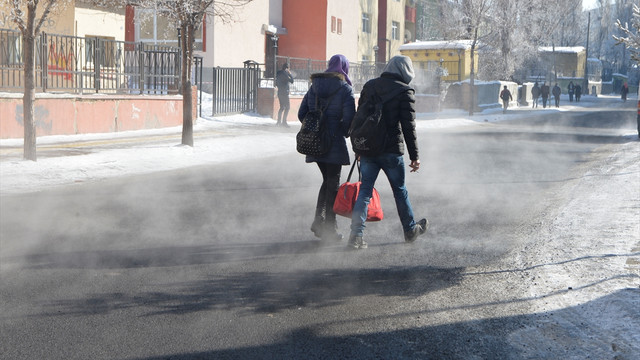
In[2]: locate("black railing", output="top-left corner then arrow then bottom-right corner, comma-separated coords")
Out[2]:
212,66 -> 260,115
0,29 -> 181,94
275,55 -> 388,93
274,55 -> 446,94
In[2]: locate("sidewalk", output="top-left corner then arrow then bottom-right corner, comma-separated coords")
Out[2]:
0,94 -> 635,195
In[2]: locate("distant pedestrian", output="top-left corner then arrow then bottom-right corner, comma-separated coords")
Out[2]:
531,82 -> 541,108
275,63 -> 294,127
298,54 -> 356,242
552,83 -> 561,108
541,82 -> 550,108
567,81 -> 575,102
575,84 -> 582,102
500,85 -> 513,113
347,55 -> 427,250
621,82 -> 629,102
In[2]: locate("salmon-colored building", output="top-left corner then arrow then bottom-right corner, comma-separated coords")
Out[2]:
278,0 -> 359,62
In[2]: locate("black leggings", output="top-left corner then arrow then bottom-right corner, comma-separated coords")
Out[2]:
315,162 -> 342,224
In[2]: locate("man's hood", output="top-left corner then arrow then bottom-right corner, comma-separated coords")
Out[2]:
381,56 -> 415,85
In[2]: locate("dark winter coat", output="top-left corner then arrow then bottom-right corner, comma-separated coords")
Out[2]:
276,70 -> 294,95
541,84 -> 550,98
552,85 -> 561,97
359,73 -> 419,161
531,85 -> 541,98
298,72 -> 356,165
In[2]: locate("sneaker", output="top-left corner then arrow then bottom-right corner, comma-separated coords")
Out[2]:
347,234 -> 368,249
404,218 -> 428,243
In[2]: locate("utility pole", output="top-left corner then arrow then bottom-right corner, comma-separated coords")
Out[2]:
584,11 -> 590,95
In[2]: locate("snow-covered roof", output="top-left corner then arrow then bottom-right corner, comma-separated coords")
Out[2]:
538,46 -> 585,54
400,40 -> 475,51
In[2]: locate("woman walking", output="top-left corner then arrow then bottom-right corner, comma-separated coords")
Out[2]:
298,54 -> 356,241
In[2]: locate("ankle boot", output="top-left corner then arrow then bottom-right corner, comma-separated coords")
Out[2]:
310,217 -> 324,238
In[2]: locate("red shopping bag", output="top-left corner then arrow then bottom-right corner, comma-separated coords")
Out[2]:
333,161 -> 383,222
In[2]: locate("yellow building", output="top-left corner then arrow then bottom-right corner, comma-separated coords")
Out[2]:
399,40 -> 479,81
538,46 -> 586,79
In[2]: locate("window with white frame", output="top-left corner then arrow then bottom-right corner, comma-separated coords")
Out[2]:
391,21 -> 399,40
135,8 -> 203,50
362,13 -> 371,33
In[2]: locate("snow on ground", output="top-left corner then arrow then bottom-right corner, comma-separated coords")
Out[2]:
0,92 -> 633,195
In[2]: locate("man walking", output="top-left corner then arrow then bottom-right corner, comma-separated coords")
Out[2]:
347,56 -> 428,249
567,81 -> 575,102
541,82 -> 550,108
500,85 -> 513,113
531,82 -> 541,108
552,83 -> 561,108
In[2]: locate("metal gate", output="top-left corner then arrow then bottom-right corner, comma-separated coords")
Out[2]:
211,62 -> 260,115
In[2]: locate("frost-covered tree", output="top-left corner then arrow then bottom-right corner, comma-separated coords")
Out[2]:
614,3 -> 639,65
4,0 -> 72,161
436,0 -> 492,115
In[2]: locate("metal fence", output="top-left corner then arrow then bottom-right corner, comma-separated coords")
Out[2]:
1,29 -> 180,94
274,55 -> 446,94
275,55 -> 387,94
211,65 -> 261,115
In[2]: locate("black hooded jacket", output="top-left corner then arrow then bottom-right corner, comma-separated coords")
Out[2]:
358,73 -> 418,161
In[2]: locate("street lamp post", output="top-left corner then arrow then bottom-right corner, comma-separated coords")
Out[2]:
439,58 -> 444,111
271,33 -> 279,81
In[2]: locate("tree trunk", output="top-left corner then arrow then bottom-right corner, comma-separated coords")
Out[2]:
181,23 -> 194,147
23,9 -> 38,161
469,30 -> 477,116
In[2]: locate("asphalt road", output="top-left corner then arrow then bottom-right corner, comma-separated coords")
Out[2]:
1,105 -> 637,359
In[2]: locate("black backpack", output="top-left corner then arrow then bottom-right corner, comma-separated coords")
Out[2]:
296,88 -> 340,156
349,85 -> 410,157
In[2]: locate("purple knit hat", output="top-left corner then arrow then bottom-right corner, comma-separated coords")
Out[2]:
325,54 -> 352,85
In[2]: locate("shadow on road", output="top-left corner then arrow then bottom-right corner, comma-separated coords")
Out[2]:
34,264 -> 464,317
124,288 -> 638,360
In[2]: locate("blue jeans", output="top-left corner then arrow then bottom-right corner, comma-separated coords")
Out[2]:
350,153 -> 416,237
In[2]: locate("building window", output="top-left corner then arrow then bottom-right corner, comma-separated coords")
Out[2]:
362,13 -> 371,33
1,33 -> 21,65
391,21 -> 399,40
136,8 -> 203,50
331,16 -> 336,33
337,19 -> 342,35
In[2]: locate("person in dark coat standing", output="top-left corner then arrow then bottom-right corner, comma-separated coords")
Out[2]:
347,55 -> 428,250
552,83 -> 561,108
298,54 -> 356,242
540,82 -> 550,108
621,82 -> 629,102
275,63 -> 294,127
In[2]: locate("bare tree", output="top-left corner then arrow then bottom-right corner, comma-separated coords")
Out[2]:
132,0 -> 252,146
613,2 -> 639,67
5,0 -> 71,161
